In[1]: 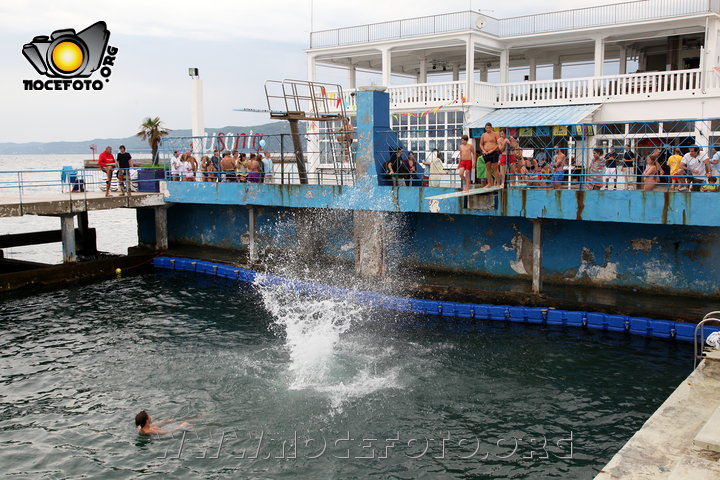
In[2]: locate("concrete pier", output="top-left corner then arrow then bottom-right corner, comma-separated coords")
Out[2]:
532,219 -> 543,294
354,210 -> 387,278
60,214 -> 76,263
596,358 -> 720,479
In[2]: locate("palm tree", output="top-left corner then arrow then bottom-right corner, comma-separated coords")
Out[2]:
136,117 -> 170,166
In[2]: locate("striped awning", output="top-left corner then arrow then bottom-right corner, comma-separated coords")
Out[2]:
464,104 -> 601,129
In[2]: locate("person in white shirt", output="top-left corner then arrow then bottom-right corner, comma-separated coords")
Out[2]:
170,151 -> 182,182
681,146 -> 709,191
709,147 -> 720,177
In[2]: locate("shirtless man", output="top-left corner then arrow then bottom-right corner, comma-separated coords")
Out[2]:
552,145 -> 567,189
480,123 -> 500,188
336,117 -> 354,155
458,135 -> 476,192
135,410 -> 188,436
246,153 -> 262,183
220,151 -> 236,182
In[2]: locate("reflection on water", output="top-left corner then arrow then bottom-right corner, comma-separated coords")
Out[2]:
0,272 -> 692,479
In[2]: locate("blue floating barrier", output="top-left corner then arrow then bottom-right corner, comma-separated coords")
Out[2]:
606,314 -> 627,333
651,320 -> 673,339
488,305 -> 507,321
586,312 -> 607,331
526,307 -> 545,324
410,299 -> 435,315
629,317 -> 651,336
546,309 -> 564,326
450,302 -> 474,318
472,304 -> 490,320
565,311 -> 584,327
507,306 -> 526,323
674,322 -> 695,342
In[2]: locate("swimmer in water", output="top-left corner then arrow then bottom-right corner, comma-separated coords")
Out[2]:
135,410 -> 189,435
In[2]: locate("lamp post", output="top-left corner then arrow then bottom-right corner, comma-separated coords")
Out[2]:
189,68 -> 205,158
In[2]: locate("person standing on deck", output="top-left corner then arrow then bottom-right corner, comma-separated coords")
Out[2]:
681,146 -> 710,191
422,149 -> 444,187
220,152 -> 236,182
603,147 -> 619,190
210,149 -> 221,182
170,151 -> 182,182
458,135 -> 476,192
246,154 -> 262,183
551,145 -> 566,189
116,145 -> 133,195
480,123 -> 500,188
98,146 -> 115,197
620,145 -> 636,190
262,151 -> 274,184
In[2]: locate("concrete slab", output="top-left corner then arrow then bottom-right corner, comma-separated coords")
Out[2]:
694,406 -> 720,453
0,192 -> 165,217
595,360 -> 720,479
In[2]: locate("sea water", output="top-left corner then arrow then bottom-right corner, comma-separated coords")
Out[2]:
0,271 -> 691,479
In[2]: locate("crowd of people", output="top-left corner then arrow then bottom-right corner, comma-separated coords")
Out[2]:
169,149 -> 275,183
97,145 -> 134,197
462,122 -> 720,192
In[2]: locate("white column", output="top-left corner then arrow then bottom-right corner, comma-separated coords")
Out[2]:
618,45 -> 627,75
307,54 -> 316,82
191,75 -> 205,157
479,64 -> 488,82
528,57 -> 537,81
418,57 -> 427,84
348,64 -> 357,89
553,59 -> 562,80
594,37 -> 605,77
499,49 -> 509,83
452,63 -> 460,81
704,18 -> 719,90
381,48 -> 392,87
465,36 -> 475,98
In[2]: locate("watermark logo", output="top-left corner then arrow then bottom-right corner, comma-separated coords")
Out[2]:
21,21 -> 118,91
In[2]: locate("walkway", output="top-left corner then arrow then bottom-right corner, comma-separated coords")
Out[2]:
0,192 -> 165,217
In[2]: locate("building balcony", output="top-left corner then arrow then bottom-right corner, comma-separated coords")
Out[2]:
336,68 -> 713,112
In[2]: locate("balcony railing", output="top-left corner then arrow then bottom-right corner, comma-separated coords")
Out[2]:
310,0 -> 718,48
495,69 -> 704,106
335,69 -> 709,111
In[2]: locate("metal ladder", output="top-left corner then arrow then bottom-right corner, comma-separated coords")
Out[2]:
693,311 -> 720,368
326,123 -> 356,186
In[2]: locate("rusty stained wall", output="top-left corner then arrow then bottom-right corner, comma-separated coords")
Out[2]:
141,204 -> 720,297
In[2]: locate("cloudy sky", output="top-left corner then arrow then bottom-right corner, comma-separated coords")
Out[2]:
0,0 -> 609,143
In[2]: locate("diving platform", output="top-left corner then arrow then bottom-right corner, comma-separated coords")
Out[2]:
426,185 -> 503,200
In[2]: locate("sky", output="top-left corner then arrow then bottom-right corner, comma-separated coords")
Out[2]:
0,0 -> 611,143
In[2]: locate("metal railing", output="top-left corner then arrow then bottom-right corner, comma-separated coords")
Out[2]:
694,312 -> 720,368
0,167 -> 164,213
310,0 -> 718,48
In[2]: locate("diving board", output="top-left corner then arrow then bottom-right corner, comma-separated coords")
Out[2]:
426,185 -> 502,201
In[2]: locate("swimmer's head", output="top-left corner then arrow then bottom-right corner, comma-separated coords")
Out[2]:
135,410 -> 150,428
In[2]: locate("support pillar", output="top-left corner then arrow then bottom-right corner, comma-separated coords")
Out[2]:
418,57 -> 427,84
466,36 -> 475,99
452,63 -> 460,81
552,60 -> 562,80
307,55 -> 316,82
499,48 -> 509,84
381,48 -> 392,87
479,64 -> 488,82
154,206 -> 168,252
528,57 -> 537,81
60,214 -> 76,263
532,219 -> 543,294
348,64 -> 357,89
619,45 -> 627,75
76,211 -> 97,256
594,37 -> 605,77
248,206 -> 259,264
354,210 -> 386,278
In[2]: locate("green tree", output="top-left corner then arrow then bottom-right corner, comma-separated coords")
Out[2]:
136,117 -> 170,166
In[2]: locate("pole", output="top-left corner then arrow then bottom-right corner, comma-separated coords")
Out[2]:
532,219 -> 543,294
280,134 -> 285,185
289,119 -> 308,184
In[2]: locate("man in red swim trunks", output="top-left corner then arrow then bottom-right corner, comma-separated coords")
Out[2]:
458,135 -> 476,192
97,146 -> 115,197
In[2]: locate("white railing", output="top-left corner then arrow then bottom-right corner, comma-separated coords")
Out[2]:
310,1 -> 717,48
499,0 -> 713,36
334,69 -> 709,111
494,69 -> 703,106
388,81 -> 466,107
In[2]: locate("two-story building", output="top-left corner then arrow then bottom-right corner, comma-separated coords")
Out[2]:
307,0 -> 720,169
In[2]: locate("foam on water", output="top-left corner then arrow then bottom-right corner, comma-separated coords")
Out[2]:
256,277 -> 402,410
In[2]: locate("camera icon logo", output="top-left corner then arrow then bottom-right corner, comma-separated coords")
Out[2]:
22,21 -> 110,78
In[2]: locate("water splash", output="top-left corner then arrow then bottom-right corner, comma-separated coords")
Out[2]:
256,276 -> 402,410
